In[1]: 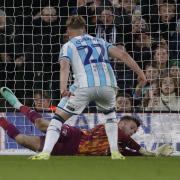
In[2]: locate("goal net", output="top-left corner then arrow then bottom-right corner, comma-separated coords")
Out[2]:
0,0 -> 180,155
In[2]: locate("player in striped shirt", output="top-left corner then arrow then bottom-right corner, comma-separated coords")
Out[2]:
9,15 -> 147,160
33,15 -> 147,160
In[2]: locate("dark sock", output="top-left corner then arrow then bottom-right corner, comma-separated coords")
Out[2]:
0,117 -> 9,129
6,124 -> 20,139
0,117 -> 20,139
20,105 -> 42,124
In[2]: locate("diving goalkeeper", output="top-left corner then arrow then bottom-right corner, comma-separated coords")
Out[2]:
0,87 -> 173,157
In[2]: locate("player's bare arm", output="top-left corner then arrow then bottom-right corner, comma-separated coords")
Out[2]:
108,46 -> 147,87
59,58 -> 71,97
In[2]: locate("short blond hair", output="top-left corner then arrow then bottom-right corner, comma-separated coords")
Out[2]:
66,15 -> 86,29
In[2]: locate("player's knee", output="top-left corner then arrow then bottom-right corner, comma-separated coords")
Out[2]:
46,114 -> 66,132
53,113 -> 66,124
47,118 -> 63,132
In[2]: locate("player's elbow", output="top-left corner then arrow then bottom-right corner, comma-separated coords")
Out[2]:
109,46 -> 125,60
119,50 -> 129,60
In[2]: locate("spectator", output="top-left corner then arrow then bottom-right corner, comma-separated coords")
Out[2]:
169,32 -> 180,60
156,0 -> 179,61
143,79 -> 160,111
145,73 -> 180,111
169,60 -> 180,88
152,45 -> 170,74
141,0 -> 160,34
1,5 -> 60,105
169,60 -> 180,78
0,9 -> 14,63
146,0 -> 180,61
116,92 -> 132,112
131,15 -> 150,35
127,14 -> 153,72
110,0 -> 132,52
31,6 -> 61,101
141,0 -> 179,39
141,0 -> 179,64
158,0 -> 178,40
134,62 -> 159,100
111,0 -> 132,38
96,7 -> 123,45
0,9 -> 35,105
133,34 -> 152,66
11,48 -> 34,106
130,16 -> 153,68
114,0 -> 138,16
0,9 -> 15,88
97,3 -> 133,45
76,0 -> 111,35
33,90 -> 56,112
152,35 -> 168,51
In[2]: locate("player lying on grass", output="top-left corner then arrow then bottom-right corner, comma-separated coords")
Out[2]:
0,87 -> 173,157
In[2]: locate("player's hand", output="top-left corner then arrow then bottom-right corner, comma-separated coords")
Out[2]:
137,74 -> 147,88
155,144 -> 174,157
61,90 -> 74,98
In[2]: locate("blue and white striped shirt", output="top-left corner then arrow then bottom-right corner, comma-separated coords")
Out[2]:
59,34 -> 117,88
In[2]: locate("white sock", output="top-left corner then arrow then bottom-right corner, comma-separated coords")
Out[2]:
14,101 -> 23,110
105,121 -> 119,153
42,119 -> 62,154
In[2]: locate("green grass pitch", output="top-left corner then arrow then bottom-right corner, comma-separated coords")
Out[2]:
0,156 -> 179,180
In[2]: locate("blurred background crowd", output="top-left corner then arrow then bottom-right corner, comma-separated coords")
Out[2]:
0,0 -> 180,112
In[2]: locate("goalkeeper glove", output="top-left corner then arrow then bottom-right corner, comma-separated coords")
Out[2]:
155,144 -> 174,157
139,147 -> 156,156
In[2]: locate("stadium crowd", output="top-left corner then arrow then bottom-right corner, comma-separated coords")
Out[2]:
0,0 -> 180,112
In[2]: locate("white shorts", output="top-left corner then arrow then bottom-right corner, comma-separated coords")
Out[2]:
57,85 -> 116,115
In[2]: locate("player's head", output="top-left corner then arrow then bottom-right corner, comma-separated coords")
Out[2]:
66,15 -> 86,39
34,90 -> 51,111
160,73 -> 178,96
118,116 -> 141,136
153,46 -> 168,65
144,62 -> 159,83
99,7 -> 114,25
41,6 -> 57,23
118,0 -> 136,14
169,60 -> 180,77
132,16 -> 148,33
159,0 -> 176,23
116,92 -> 132,112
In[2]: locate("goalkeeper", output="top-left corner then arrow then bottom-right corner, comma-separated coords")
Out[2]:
0,87 -> 173,157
